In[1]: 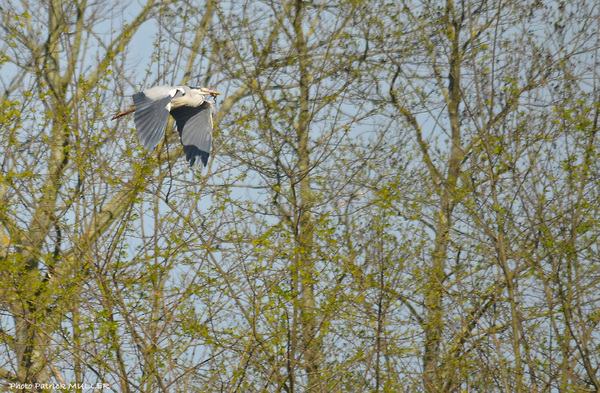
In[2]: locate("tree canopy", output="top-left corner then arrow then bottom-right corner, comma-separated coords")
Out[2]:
1,0 -> 599,392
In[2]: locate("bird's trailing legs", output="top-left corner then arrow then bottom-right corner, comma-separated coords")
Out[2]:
111,107 -> 136,120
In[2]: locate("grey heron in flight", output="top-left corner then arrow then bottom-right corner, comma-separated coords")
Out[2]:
112,85 -> 221,167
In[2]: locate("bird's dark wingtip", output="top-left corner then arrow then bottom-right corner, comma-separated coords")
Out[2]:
183,145 -> 209,168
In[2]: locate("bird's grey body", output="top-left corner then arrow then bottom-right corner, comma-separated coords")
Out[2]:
131,85 -> 219,167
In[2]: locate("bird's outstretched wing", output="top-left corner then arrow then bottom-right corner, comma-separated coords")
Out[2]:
170,101 -> 213,167
132,86 -> 178,151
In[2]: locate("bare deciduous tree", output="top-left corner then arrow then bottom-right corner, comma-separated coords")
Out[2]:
1,0 -> 599,392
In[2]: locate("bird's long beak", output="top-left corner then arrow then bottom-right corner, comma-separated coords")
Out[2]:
205,89 -> 221,96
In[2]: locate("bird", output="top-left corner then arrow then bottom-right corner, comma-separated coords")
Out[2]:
112,85 -> 221,167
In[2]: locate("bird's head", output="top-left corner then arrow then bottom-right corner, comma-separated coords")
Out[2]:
172,86 -> 221,108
